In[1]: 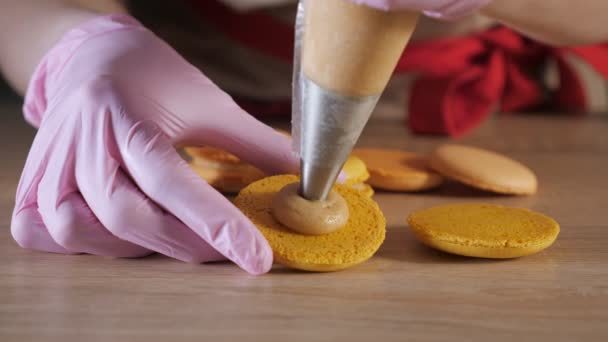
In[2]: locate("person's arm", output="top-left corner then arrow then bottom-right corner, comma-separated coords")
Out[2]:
481,0 -> 608,46
353,0 -> 608,46
0,0 -> 127,94
6,2 -> 296,275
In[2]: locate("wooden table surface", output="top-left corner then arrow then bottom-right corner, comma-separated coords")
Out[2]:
1,102 -> 607,341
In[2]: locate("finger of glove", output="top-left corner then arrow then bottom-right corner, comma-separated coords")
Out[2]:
179,90 -> 299,176
348,0 -> 434,11
117,121 -> 272,275
33,126 -> 151,258
75,157 -> 225,264
11,116 -> 73,254
38,187 -> 153,258
184,89 -> 355,183
11,206 -> 74,254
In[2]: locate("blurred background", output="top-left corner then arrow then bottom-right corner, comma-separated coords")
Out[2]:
0,77 -> 35,203
0,77 -> 19,103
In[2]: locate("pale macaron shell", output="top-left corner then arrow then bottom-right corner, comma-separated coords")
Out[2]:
429,144 -> 537,195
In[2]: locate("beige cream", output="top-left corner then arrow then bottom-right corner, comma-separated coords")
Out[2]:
271,183 -> 349,235
302,0 -> 418,97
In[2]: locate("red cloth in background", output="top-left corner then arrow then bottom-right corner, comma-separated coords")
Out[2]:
191,1 -> 608,137
395,28 -> 608,136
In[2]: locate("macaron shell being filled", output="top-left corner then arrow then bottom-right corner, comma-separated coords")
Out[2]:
429,144 -> 537,195
353,148 -> 443,191
407,203 -> 560,259
234,175 -> 386,272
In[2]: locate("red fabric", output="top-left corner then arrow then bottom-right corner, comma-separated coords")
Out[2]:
235,98 -> 292,118
190,1 -> 293,61
553,51 -> 587,112
189,1 -> 608,137
395,28 -> 608,136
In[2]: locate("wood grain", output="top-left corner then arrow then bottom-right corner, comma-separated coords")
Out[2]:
1,103 -> 607,342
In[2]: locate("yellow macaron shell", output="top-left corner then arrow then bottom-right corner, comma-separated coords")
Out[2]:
349,183 -> 375,197
342,155 -> 370,185
408,203 -> 560,258
342,155 -> 374,197
429,144 -> 537,195
234,175 -> 386,272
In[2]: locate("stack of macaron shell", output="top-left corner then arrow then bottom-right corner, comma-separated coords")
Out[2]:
352,145 -> 557,258
341,155 -> 374,197
184,146 -> 265,194
185,145 -> 376,196
353,144 -> 538,196
235,175 -> 386,272
404,145 -> 555,258
353,148 -> 443,192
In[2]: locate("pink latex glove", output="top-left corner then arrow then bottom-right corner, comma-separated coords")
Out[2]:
350,0 -> 493,19
11,15 -> 298,275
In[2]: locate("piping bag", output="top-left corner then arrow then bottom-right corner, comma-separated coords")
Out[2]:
292,0 -> 419,200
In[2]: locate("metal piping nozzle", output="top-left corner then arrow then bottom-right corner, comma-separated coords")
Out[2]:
298,76 -> 380,201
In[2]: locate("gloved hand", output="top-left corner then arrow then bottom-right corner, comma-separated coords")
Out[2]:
350,0 -> 493,19
11,15 -> 298,275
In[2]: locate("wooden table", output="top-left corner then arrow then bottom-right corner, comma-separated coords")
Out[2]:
1,102 -> 607,341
